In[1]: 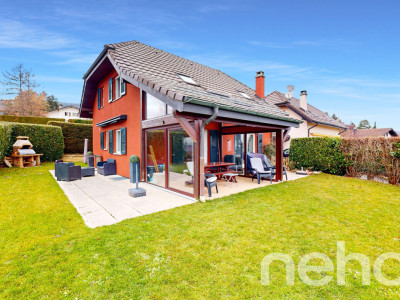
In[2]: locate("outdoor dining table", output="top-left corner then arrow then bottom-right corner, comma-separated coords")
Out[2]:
204,162 -> 237,179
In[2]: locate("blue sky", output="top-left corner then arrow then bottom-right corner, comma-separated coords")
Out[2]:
1,0 -> 399,129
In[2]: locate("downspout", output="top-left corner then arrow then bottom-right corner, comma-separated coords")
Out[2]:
199,106 -> 219,202
308,123 -> 318,137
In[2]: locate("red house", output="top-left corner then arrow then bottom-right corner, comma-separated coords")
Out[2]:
80,41 -> 301,200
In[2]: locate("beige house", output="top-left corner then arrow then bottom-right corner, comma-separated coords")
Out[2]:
47,102 -> 89,121
266,91 -> 347,148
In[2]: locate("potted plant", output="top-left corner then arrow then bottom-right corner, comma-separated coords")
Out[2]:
129,155 -> 140,183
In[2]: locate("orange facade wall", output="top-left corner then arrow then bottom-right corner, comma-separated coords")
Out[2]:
92,69 -> 142,178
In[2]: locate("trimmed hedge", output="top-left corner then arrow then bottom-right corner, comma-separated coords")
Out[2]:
0,121 -> 64,162
0,115 -> 65,125
68,119 -> 93,124
289,137 -> 346,175
0,122 -> 13,162
48,121 -> 92,154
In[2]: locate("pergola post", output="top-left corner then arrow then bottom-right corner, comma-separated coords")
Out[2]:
275,129 -> 283,181
193,120 -> 202,200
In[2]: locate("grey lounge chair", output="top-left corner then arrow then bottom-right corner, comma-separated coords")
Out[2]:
250,157 -> 273,184
205,173 -> 218,197
55,161 -> 81,182
97,159 -> 117,176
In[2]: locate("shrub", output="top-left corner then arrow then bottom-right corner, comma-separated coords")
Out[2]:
129,155 -> 140,163
0,115 -> 65,125
263,143 -> 276,160
0,121 -> 64,162
289,137 -> 346,175
0,122 -> 13,162
48,121 -> 92,154
341,137 -> 400,185
68,119 -> 93,124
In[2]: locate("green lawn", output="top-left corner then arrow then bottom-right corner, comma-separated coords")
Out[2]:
1,163 -> 400,298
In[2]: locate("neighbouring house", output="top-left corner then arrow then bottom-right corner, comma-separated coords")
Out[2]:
265,90 -> 347,149
340,126 -> 399,138
48,102 -> 90,121
79,41 -> 301,200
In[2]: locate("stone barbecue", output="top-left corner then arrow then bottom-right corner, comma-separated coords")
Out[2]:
9,136 -> 42,168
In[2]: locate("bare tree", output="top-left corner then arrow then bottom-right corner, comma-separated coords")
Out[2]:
1,64 -> 38,95
4,90 -> 47,116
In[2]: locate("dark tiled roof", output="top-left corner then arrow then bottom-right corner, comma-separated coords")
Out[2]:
103,41 -> 298,123
340,128 -> 399,138
265,91 -> 347,129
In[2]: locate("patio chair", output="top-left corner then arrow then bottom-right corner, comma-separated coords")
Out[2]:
205,173 -> 218,197
97,158 -> 117,176
249,157 -> 274,184
183,161 -> 194,184
55,161 -> 81,182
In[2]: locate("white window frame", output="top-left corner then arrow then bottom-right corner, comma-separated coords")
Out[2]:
115,129 -> 122,154
121,78 -> 126,96
108,78 -> 113,102
115,76 -> 121,99
239,91 -> 251,99
177,74 -> 199,86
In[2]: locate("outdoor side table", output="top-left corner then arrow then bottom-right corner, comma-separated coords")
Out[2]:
81,167 -> 95,177
223,173 -> 238,183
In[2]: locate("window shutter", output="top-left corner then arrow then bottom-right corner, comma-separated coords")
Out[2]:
109,130 -> 113,153
121,127 -> 126,154
97,88 -> 101,109
100,132 -> 104,149
108,78 -> 113,101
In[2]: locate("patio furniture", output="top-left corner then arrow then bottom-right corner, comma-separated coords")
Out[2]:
88,155 -> 102,167
183,161 -> 194,185
249,157 -> 273,184
205,173 -> 218,197
204,162 -> 237,179
222,173 -> 238,183
97,159 -> 117,176
55,161 -> 81,182
246,152 -> 288,181
81,167 -> 95,177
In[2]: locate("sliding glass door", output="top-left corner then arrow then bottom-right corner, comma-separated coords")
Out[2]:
146,129 -> 165,187
168,128 -> 194,195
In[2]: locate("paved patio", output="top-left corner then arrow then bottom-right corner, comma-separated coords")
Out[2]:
50,170 -> 195,228
206,171 -> 308,200
50,170 -> 307,228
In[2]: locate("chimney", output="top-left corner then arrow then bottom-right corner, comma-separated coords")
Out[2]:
255,71 -> 265,98
300,90 -> 307,111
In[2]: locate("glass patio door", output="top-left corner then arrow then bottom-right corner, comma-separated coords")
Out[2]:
145,129 -> 166,187
168,128 -> 194,195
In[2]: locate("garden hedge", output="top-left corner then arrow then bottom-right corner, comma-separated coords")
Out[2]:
47,121 -> 92,154
0,115 -> 65,125
289,137 -> 346,175
290,137 -> 400,185
68,119 -> 93,124
0,121 -> 64,162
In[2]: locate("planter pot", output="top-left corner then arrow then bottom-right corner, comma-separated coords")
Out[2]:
88,155 -> 95,167
130,162 -> 140,183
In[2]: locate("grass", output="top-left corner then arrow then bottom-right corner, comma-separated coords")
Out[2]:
1,163 -> 400,298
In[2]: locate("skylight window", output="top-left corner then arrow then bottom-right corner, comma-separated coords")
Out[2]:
178,74 -> 198,85
239,92 -> 251,99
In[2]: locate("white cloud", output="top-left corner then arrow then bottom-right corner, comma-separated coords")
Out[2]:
0,18 -> 75,50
